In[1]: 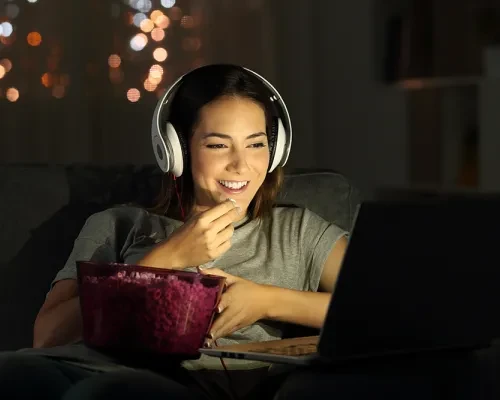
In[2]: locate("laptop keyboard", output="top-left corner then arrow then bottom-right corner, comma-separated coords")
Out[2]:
247,343 -> 317,357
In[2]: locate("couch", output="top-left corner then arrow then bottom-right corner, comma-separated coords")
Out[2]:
0,164 -> 361,351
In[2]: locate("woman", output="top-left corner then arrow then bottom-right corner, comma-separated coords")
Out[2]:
0,64 -> 348,399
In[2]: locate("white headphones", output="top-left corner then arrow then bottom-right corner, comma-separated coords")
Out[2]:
151,64 -> 292,177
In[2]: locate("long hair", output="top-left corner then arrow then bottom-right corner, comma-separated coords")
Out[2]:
149,64 -> 285,221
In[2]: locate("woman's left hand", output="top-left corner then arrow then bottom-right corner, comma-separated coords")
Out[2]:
201,268 -> 271,341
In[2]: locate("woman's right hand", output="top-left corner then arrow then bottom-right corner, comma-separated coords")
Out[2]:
139,200 -> 242,270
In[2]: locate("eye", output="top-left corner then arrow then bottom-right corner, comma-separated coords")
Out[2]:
248,142 -> 266,148
206,144 -> 227,149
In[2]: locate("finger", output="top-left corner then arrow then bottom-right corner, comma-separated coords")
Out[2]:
210,308 -> 241,340
211,224 -> 234,248
208,208 -> 241,236
199,200 -> 237,224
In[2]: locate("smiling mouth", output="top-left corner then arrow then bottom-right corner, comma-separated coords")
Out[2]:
218,180 -> 249,190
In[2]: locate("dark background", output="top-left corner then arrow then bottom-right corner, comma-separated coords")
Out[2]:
1,0 -> 500,198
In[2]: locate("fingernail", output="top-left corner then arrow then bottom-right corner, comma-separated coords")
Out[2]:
204,339 -> 213,348
217,306 -> 222,313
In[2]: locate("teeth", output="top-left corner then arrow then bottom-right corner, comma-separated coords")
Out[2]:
219,180 -> 248,190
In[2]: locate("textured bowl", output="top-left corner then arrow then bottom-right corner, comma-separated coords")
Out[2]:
77,261 -> 225,359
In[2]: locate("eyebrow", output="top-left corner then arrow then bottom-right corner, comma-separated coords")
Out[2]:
201,132 -> 267,140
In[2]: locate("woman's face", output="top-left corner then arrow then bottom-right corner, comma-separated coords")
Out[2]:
190,96 -> 270,216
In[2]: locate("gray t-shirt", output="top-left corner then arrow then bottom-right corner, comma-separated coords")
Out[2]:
28,205 -> 346,372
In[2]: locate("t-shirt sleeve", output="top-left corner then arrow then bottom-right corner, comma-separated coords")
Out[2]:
49,210 -> 121,290
300,209 -> 347,292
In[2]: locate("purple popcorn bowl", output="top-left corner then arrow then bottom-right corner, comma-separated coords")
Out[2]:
76,261 -> 225,359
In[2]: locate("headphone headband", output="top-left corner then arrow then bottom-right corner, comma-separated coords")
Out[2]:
151,64 -> 292,176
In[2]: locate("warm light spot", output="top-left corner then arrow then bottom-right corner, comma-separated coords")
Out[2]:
0,22 -> 13,37
154,14 -> 170,29
27,0 -> 38,3
41,72 -> 54,87
109,68 -> 124,84
144,78 -> 157,92
6,87 -> 19,102
150,10 -> 164,22
135,0 -> 152,13
161,0 -> 175,8
127,88 -> 141,102
180,15 -> 194,29
182,37 -> 201,51
149,64 -> 163,79
140,18 -> 155,33
153,47 -> 168,62
108,54 -> 121,68
0,65 -> 5,79
0,59 -> 12,72
168,6 -> 182,21
27,32 -> 42,46
130,33 -> 148,51
151,28 -> 165,42
52,84 -> 65,99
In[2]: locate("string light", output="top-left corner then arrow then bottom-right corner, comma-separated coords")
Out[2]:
160,0 -> 175,8
0,22 -> 13,38
6,87 -> 19,102
126,88 -> 140,102
0,66 -> 5,79
108,54 -> 122,68
153,47 -> 167,62
27,32 -> 42,47
150,27 -> 164,41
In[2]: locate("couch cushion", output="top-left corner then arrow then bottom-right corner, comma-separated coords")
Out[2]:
0,165 -> 69,264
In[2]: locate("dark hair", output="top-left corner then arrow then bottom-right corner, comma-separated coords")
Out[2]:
150,64 -> 284,221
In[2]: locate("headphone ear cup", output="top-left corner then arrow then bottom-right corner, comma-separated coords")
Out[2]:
177,129 -> 189,173
267,117 -> 279,172
268,117 -> 286,172
165,122 -> 185,177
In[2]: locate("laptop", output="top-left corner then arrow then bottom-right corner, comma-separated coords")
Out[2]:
200,197 -> 500,365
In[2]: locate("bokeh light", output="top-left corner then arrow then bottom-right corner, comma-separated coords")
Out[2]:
149,64 -> 163,80
27,0 -> 38,3
150,10 -> 163,22
151,28 -> 164,42
153,47 -> 167,62
108,54 -> 121,68
6,87 -> 19,102
0,59 -> 13,72
161,0 -> 176,8
132,12 -> 147,27
27,32 -> 42,46
180,15 -> 194,29
130,33 -> 148,51
0,66 -> 5,79
140,18 -> 155,33
41,72 -> 53,87
127,88 -> 141,102
144,78 -> 157,92
52,85 -> 65,99
154,14 -> 170,29
6,4 -> 20,19
0,22 -> 13,38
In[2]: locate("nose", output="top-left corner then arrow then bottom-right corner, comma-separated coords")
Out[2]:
226,148 -> 249,174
